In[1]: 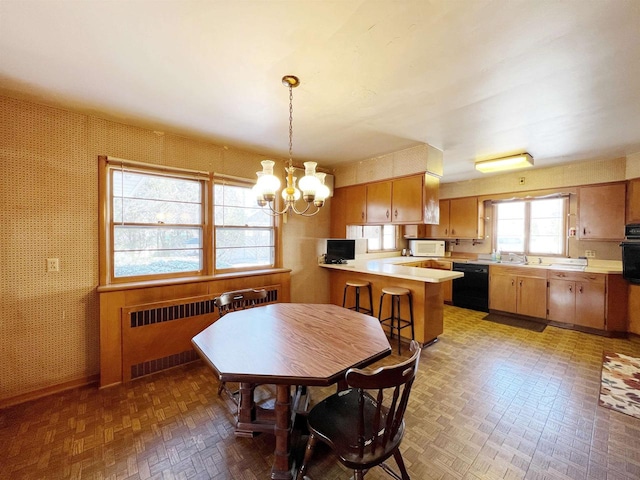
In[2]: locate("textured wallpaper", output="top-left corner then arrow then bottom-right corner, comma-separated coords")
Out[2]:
0,95 -> 330,403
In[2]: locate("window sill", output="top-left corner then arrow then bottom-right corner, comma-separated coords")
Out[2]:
96,267 -> 292,293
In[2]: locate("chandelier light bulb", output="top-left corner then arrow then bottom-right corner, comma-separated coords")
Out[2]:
256,160 -> 280,202
298,161 -> 321,202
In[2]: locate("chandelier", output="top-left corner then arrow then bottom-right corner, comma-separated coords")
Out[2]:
253,75 -> 330,216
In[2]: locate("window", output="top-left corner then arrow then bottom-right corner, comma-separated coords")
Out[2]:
214,181 -> 275,271
101,157 -> 278,284
363,225 -> 397,252
494,197 -> 567,255
110,166 -> 205,279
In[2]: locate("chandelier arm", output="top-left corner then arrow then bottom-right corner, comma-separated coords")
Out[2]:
290,201 -> 313,215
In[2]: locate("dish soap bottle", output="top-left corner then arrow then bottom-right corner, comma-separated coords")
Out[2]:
491,249 -> 497,261
496,250 -> 501,263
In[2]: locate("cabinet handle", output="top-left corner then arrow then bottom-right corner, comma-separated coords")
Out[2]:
579,285 -> 583,294
361,211 -> 365,220
451,229 -> 455,235
569,284 -> 572,293
511,279 -> 515,287
394,209 -> 398,218
583,227 -> 587,235
386,210 -> 390,219
445,229 -> 448,235
519,280 -> 523,287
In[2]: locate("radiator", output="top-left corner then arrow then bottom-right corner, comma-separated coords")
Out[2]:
120,285 -> 280,381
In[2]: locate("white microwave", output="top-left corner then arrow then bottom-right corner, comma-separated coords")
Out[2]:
409,240 -> 445,257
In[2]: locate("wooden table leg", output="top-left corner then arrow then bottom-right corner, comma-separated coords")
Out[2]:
271,384 -> 293,480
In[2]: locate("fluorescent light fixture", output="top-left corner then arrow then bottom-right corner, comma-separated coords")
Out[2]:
475,153 -> 534,173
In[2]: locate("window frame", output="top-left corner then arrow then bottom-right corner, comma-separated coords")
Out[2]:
99,156 -> 280,285
492,196 -> 568,257
213,177 -> 277,274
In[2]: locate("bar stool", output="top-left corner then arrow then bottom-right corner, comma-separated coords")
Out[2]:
342,280 -> 374,315
378,287 -> 415,354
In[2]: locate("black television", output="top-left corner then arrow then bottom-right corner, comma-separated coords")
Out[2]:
326,239 -> 356,264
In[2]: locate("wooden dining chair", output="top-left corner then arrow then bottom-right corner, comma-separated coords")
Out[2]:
214,289 -> 268,406
297,340 -> 421,480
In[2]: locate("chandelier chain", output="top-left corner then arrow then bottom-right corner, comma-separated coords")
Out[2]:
288,84 -> 293,168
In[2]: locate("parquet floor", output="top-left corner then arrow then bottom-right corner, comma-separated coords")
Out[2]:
2,305 -> 640,480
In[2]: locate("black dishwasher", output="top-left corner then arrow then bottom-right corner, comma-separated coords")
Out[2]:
452,262 -> 489,312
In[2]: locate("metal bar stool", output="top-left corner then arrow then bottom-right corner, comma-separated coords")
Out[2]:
342,280 -> 374,315
378,286 -> 415,354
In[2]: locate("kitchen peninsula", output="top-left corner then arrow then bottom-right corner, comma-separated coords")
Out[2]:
320,257 -> 463,345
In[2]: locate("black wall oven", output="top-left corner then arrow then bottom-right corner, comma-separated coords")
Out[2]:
621,224 -> 640,284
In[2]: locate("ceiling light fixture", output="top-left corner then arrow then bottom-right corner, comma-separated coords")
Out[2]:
253,75 -> 330,217
475,153 -> 534,173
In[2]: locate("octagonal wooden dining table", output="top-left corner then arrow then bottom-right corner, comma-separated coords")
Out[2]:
191,303 -> 392,480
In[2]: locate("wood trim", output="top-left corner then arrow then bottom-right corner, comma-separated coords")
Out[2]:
0,374 -> 99,409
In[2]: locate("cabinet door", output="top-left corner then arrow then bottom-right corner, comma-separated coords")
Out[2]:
575,281 -> 606,329
517,276 -> 547,318
627,178 -> 640,224
489,272 -> 517,313
344,184 -> 367,225
449,197 -> 480,238
578,183 -> 626,240
548,279 -> 576,323
330,187 -> 347,237
392,175 -> 423,223
426,199 -> 450,237
366,181 -> 392,224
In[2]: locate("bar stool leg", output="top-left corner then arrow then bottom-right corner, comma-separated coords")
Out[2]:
342,285 -> 348,308
367,284 -> 374,317
395,294 -> 402,354
408,292 -> 415,341
355,286 -> 361,312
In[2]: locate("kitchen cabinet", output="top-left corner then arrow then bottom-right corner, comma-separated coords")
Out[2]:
548,271 -> 605,329
489,265 -> 547,318
330,184 -> 366,237
366,174 -> 427,225
366,180 -> 392,223
424,197 -> 484,239
578,183 -> 626,240
547,270 -> 628,332
627,178 -> 640,223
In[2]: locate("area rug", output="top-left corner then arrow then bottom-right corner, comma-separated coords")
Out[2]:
599,352 -> 640,419
482,313 -> 546,332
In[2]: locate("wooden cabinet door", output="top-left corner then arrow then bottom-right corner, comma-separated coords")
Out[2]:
449,197 -> 480,238
330,187 -> 347,237
575,280 -> 606,329
489,272 -> 517,313
344,184 -> 367,225
517,276 -> 547,318
578,183 -> 626,240
366,181 -> 392,224
426,199 -> 450,237
391,175 -> 423,223
548,279 -> 575,323
627,178 -> 640,224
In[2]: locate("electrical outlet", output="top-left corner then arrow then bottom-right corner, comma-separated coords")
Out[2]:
585,250 -> 596,258
47,258 -> 60,272
519,177 -> 525,185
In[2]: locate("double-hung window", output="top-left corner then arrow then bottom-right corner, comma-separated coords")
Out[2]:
108,163 -> 205,280
493,197 -> 567,256
213,179 -> 275,272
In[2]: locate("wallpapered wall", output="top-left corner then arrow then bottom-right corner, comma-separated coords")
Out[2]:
0,95 -> 331,403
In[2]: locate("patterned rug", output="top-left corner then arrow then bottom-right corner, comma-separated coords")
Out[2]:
599,352 -> 640,419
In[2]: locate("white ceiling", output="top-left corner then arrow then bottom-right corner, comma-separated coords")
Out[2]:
1,0 -> 639,182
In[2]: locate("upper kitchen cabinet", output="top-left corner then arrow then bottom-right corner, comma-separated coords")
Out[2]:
627,178 -> 640,223
366,174 -> 433,225
330,184 -> 367,237
578,183 -> 626,240
366,180 -> 393,223
423,197 -> 484,239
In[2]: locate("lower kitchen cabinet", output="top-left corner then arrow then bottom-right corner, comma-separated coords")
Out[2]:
547,271 -> 628,332
399,259 -> 453,303
489,265 -> 547,318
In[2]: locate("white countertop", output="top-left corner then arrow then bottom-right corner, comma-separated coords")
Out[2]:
319,256 -> 463,283
319,255 -> 623,277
